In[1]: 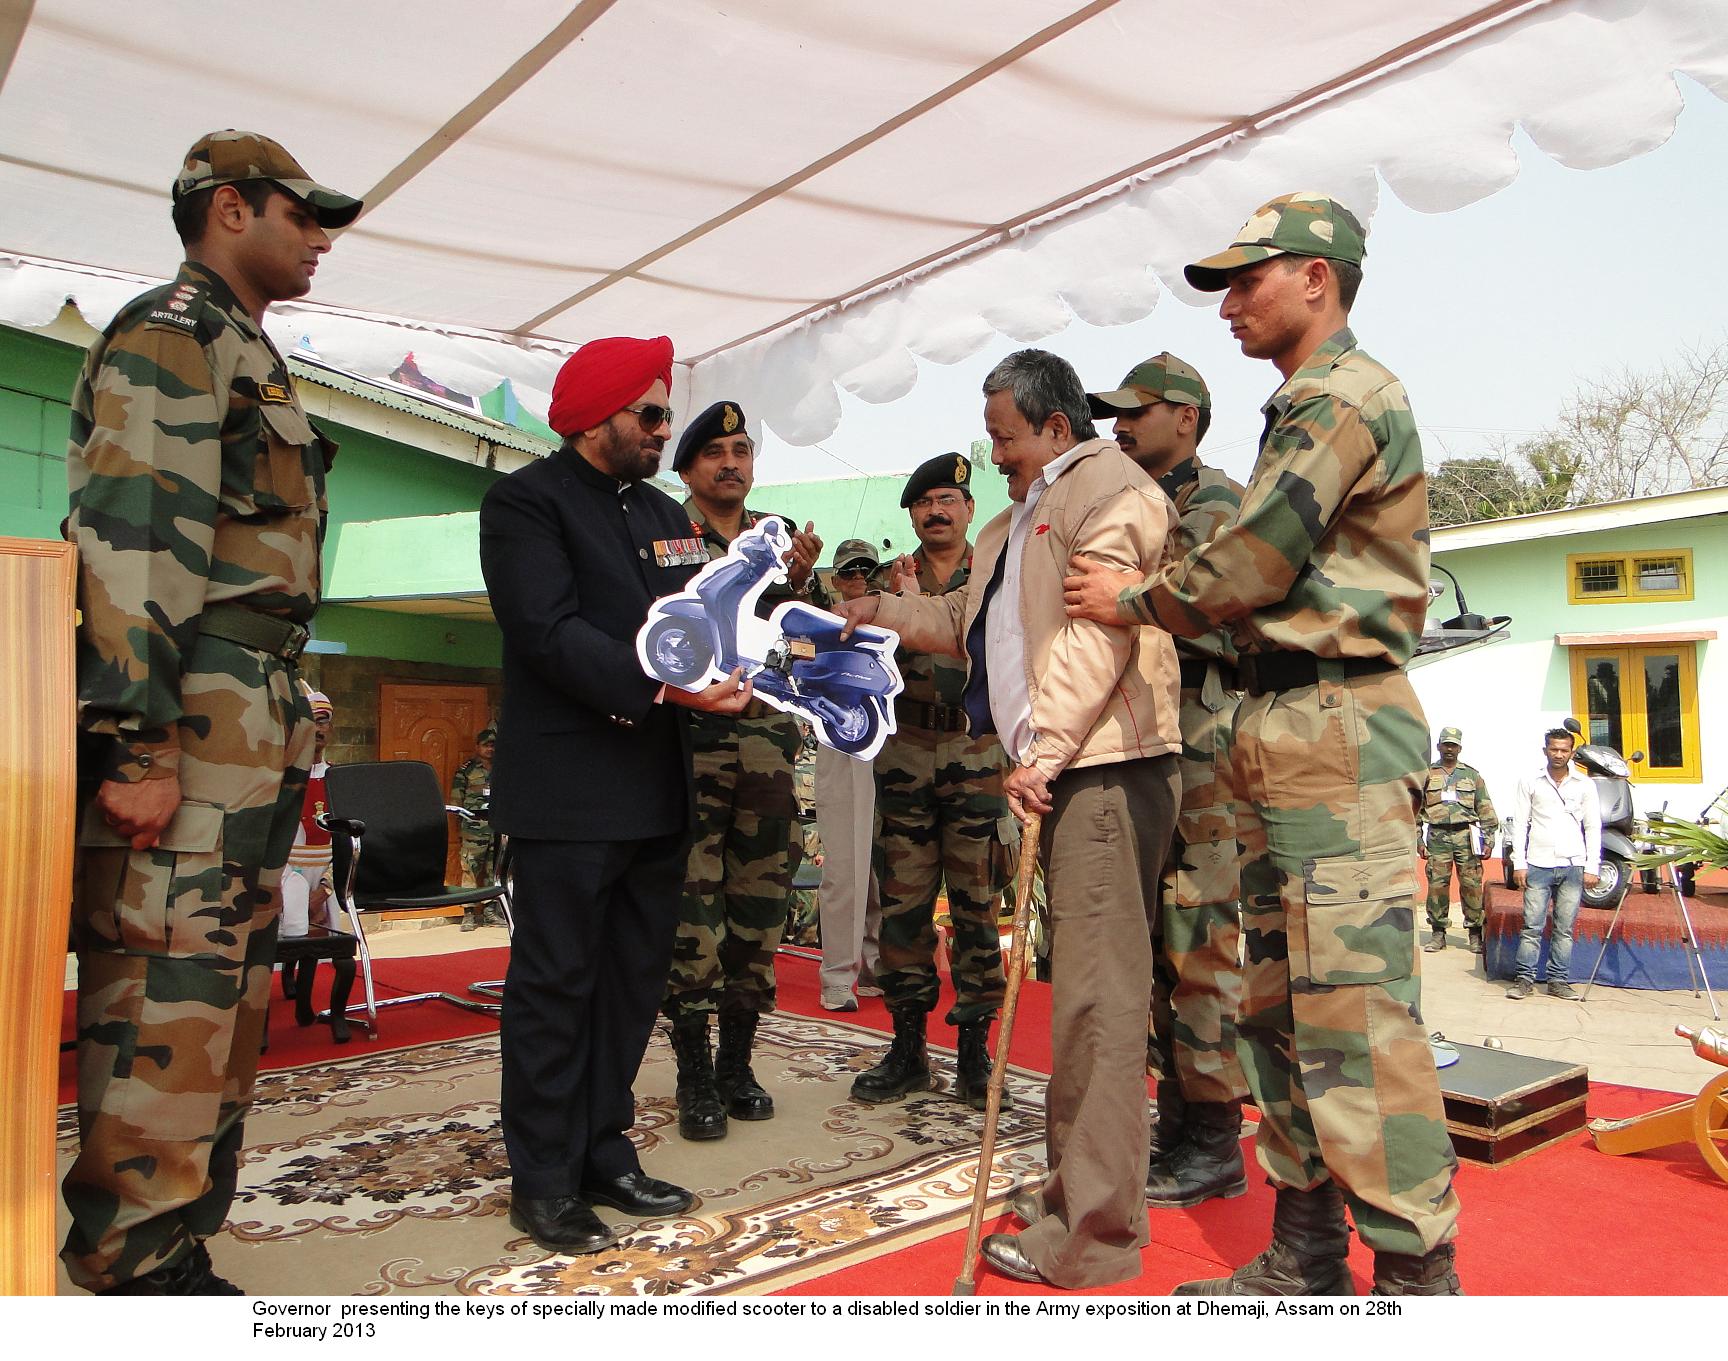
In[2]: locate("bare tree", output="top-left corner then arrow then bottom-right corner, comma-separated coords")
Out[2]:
1555,339 -> 1728,502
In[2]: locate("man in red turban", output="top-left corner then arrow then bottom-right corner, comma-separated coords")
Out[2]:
481,335 -> 751,1254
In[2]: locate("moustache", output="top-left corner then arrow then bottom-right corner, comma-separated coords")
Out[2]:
716,470 -> 745,483
922,516 -> 952,528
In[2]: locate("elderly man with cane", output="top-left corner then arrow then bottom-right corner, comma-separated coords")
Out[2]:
835,348 -> 1182,1290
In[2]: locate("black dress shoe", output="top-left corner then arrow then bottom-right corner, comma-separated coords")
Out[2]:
579,1170 -> 695,1217
508,1195 -> 619,1254
981,1233 -> 1049,1285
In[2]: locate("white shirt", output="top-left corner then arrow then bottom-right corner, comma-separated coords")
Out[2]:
985,446 -> 1082,765
1510,765 -> 1601,871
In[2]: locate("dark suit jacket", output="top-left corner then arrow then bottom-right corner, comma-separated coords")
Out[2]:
479,447 -> 698,841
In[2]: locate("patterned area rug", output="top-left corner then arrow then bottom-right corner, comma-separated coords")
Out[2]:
55,1013 -> 1050,1296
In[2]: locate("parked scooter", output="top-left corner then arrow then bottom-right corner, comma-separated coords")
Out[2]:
638,516 -> 902,756
1498,717 -> 1645,910
1568,717 -> 1644,911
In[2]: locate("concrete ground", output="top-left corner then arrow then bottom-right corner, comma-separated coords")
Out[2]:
361,901 -> 1726,1098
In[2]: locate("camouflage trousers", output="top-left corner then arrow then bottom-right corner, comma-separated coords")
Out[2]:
1231,665 -> 1461,1256
62,637 -> 312,1291
873,725 -> 1011,1025
664,709 -> 802,1022
1424,826 -> 1486,930
1151,680 -> 1250,1105
461,836 -> 496,888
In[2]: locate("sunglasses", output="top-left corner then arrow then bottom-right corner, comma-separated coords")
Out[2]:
835,566 -> 872,579
622,402 -> 674,431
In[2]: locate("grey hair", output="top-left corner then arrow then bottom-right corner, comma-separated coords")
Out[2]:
981,349 -> 1097,442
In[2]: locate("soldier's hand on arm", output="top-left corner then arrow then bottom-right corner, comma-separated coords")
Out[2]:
95,774 -> 182,851
787,521 -> 822,591
1003,764 -> 1054,821
833,594 -> 882,640
665,666 -> 755,716
1062,554 -> 1138,625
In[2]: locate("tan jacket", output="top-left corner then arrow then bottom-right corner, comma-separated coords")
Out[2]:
875,438 -> 1180,781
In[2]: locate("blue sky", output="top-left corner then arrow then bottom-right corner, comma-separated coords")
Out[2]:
756,77 -> 1728,490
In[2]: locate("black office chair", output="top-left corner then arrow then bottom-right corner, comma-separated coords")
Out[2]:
322,760 -> 513,1035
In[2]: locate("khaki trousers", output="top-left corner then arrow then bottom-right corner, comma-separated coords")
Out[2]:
814,742 -> 881,993
1019,753 -> 1179,1288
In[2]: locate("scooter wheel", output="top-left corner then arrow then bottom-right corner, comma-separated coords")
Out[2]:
825,701 -> 882,755
645,617 -> 713,685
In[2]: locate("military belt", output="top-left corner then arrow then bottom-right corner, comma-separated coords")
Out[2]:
894,698 -> 969,733
1237,651 -> 1395,697
199,602 -> 311,662
1178,659 -> 1238,691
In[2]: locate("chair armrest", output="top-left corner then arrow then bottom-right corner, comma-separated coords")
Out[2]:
318,813 -> 367,838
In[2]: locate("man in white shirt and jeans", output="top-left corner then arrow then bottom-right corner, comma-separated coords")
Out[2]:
1506,727 -> 1601,1001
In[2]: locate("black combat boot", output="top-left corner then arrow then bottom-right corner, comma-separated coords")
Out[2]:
1148,1078 -> 1189,1176
1467,926 -> 1484,955
1422,929 -> 1446,952
715,1011 -> 774,1120
1172,1182 -> 1354,1296
953,1019 -> 1009,1111
1371,1242 -> 1463,1295
102,1243 -> 243,1296
1145,1100 -> 1248,1208
850,1009 -> 932,1104
668,1016 -> 728,1140
460,906 -> 483,932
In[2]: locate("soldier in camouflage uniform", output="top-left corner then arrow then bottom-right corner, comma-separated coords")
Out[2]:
663,400 -> 826,1140
1065,194 -> 1463,1296
1420,726 -> 1498,955
852,454 -> 1013,1111
60,132 -> 360,1295
451,726 -> 503,929
1087,354 -> 1252,1207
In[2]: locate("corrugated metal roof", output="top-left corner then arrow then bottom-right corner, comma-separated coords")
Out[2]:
288,354 -> 556,458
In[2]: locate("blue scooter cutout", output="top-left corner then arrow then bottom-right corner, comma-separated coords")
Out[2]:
636,516 -> 905,760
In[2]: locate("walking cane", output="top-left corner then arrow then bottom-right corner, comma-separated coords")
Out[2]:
953,810 -> 1042,1295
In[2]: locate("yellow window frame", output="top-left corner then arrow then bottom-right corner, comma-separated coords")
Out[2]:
1566,549 -> 1693,604
1567,643 -> 1702,783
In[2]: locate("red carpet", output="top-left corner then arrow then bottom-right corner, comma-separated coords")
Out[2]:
55,941 -> 1727,1293
775,950 -> 1726,1296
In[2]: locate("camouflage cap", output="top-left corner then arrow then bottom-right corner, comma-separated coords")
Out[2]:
477,726 -> 498,745
174,130 -> 363,229
832,538 -> 880,570
900,452 -> 973,508
1088,352 -> 1210,418
1438,726 -> 1463,746
1184,192 -> 1366,292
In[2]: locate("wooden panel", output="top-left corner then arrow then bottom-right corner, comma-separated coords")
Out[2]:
0,536 -> 78,1295
377,682 -> 491,886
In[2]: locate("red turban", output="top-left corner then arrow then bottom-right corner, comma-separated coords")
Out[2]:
547,335 -> 675,437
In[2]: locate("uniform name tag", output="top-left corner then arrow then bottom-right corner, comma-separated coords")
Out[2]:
653,537 -> 708,568
1442,788 -> 1460,803
258,382 -> 294,404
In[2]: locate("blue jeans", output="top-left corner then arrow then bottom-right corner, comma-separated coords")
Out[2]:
1516,865 -> 1583,983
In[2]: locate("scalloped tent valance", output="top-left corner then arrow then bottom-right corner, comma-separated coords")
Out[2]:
3,0 -> 1724,443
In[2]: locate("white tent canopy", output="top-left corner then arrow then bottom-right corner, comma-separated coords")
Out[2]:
3,0 -> 1724,443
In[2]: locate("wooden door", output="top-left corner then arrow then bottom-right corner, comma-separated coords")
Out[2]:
377,682 -> 493,886
0,537 -> 77,1294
